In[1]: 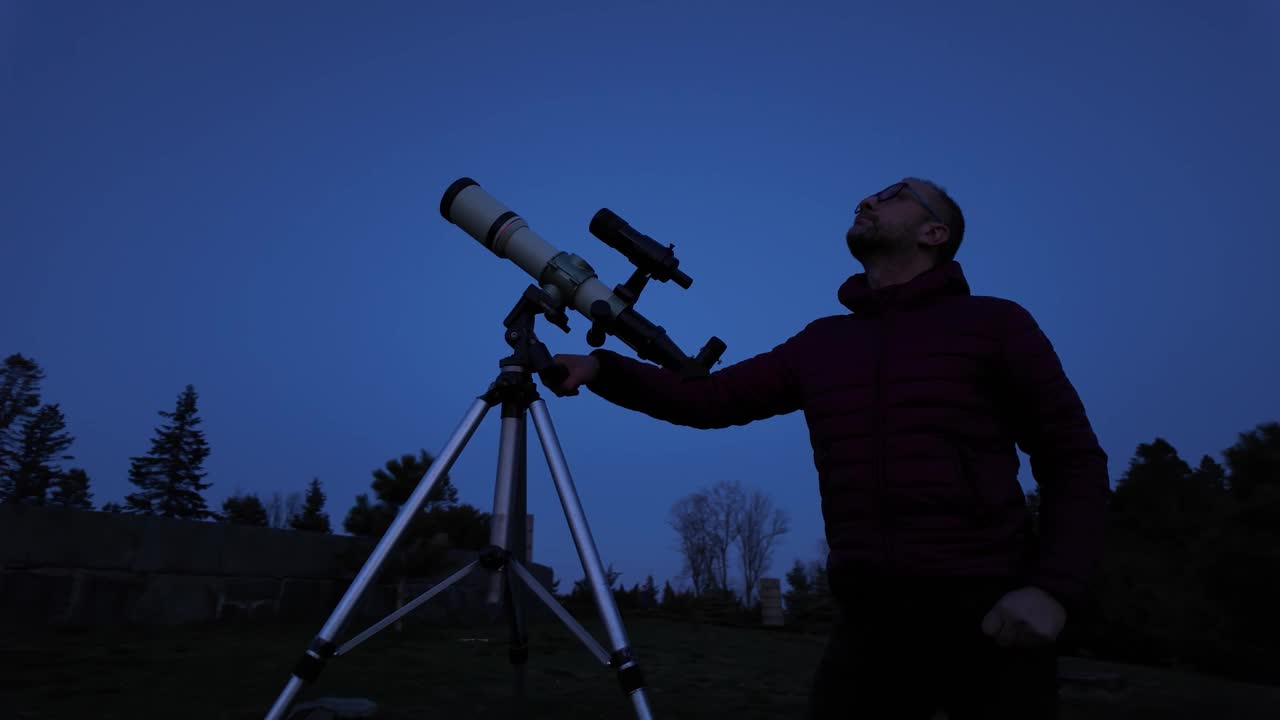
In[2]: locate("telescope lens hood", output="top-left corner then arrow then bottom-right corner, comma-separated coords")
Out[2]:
440,177 -> 480,222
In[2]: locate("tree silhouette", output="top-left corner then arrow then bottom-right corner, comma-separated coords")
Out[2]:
343,450 -> 460,537
371,450 -> 458,510
265,491 -> 303,529
3,403 -> 75,505
342,450 -> 486,582
125,385 -> 213,519
1108,437 -> 1226,548
1191,454 -> 1227,494
736,486 -> 789,605
1025,486 -> 1042,537
1223,421 -> 1280,504
571,563 -> 622,598
290,478 -> 331,533
221,493 -> 268,526
706,481 -> 745,594
669,492 -> 716,595
50,467 -> 93,509
0,354 -> 45,487
640,575 -> 659,608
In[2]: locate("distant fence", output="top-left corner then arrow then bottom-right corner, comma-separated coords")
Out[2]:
0,504 -> 553,626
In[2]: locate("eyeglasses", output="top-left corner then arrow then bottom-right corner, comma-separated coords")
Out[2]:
857,182 -> 945,227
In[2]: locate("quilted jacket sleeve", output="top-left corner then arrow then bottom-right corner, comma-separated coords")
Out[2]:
584,326 -> 811,430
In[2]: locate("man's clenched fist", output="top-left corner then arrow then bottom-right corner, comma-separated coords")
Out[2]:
548,354 -> 600,396
981,586 -> 1066,649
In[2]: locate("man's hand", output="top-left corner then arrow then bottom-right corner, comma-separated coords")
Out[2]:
548,354 -> 600,396
980,586 -> 1066,649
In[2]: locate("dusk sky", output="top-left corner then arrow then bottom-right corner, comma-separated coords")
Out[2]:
4,1 -> 1278,597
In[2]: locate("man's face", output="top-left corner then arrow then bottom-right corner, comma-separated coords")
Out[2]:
845,179 -> 934,264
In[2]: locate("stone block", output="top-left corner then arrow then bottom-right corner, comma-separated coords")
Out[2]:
0,570 -> 74,622
278,579 -> 339,620
1,505 -> 146,571
217,578 -> 281,621
221,526 -> 365,579
133,517 -> 226,575
67,572 -> 147,625
130,574 -> 220,624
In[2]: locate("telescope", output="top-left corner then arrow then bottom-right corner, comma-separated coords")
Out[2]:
262,179 -> 727,720
440,178 -> 726,378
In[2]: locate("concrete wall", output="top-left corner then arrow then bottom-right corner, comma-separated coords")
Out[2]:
0,504 -> 554,626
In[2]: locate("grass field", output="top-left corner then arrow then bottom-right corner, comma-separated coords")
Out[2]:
4,615 -> 1279,719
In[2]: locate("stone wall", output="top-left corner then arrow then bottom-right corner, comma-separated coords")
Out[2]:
0,504 -> 554,627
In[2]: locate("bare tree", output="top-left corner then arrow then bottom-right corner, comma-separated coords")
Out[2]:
266,490 -> 303,529
706,480 -> 745,595
669,493 -> 716,595
671,480 -> 748,597
736,488 -> 790,605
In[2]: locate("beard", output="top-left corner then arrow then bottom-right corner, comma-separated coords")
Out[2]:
846,219 -> 901,264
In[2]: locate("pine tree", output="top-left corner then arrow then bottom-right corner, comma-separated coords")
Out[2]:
221,493 -> 268,526
783,559 -> 813,619
370,450 -> 458,510
4,403 -> 74,504
1110,437 -> 1227,548
125,384 -> 213,519
50,467 -> 93,509
0,354 -> 47,501
343,493 -> 392,536
343,450 -> 461,537
640,575 -> 659,608
1191,455 -> 1228,495
1223,422 -> 1280,504
290,478 -> 332,533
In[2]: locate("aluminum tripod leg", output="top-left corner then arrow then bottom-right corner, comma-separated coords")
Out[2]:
487,409 -> 527,605
335,560 -> 481,656
488,399 -> 530,701
529,399 -> 654,720
263,397 -> 493,720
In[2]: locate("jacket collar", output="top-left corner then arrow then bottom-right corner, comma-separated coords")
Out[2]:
837,260 -> 971,314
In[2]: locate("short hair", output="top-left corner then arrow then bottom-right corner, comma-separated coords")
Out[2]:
909,178 -> 965,263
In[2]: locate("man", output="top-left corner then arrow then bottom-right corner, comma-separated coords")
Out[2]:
549,178 -> 1109,719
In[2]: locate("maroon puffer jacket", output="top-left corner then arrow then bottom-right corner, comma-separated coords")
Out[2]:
586,260 -> 1109,612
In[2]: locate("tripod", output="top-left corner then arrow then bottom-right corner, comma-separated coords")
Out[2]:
264,286 -> 654,720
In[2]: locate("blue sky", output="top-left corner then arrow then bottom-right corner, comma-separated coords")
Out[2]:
4,1 -> 1278,597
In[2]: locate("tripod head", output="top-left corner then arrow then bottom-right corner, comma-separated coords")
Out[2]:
497,284 -> 573,394
440,178 -> 727,379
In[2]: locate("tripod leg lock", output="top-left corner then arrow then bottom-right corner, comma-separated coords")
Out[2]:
609,647 -> 647,695
480,544 -> 510,571
292,637 -> 338,683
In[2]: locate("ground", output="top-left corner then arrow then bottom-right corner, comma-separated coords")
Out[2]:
4,615 -> 1279,719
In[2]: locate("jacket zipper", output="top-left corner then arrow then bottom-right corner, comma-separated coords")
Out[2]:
874,312 -> 892,572
956,442 -> 986,526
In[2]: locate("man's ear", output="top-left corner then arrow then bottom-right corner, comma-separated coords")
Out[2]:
919,222 -> 950,250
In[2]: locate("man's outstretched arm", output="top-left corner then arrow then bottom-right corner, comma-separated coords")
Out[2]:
550,327 -> 811,429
